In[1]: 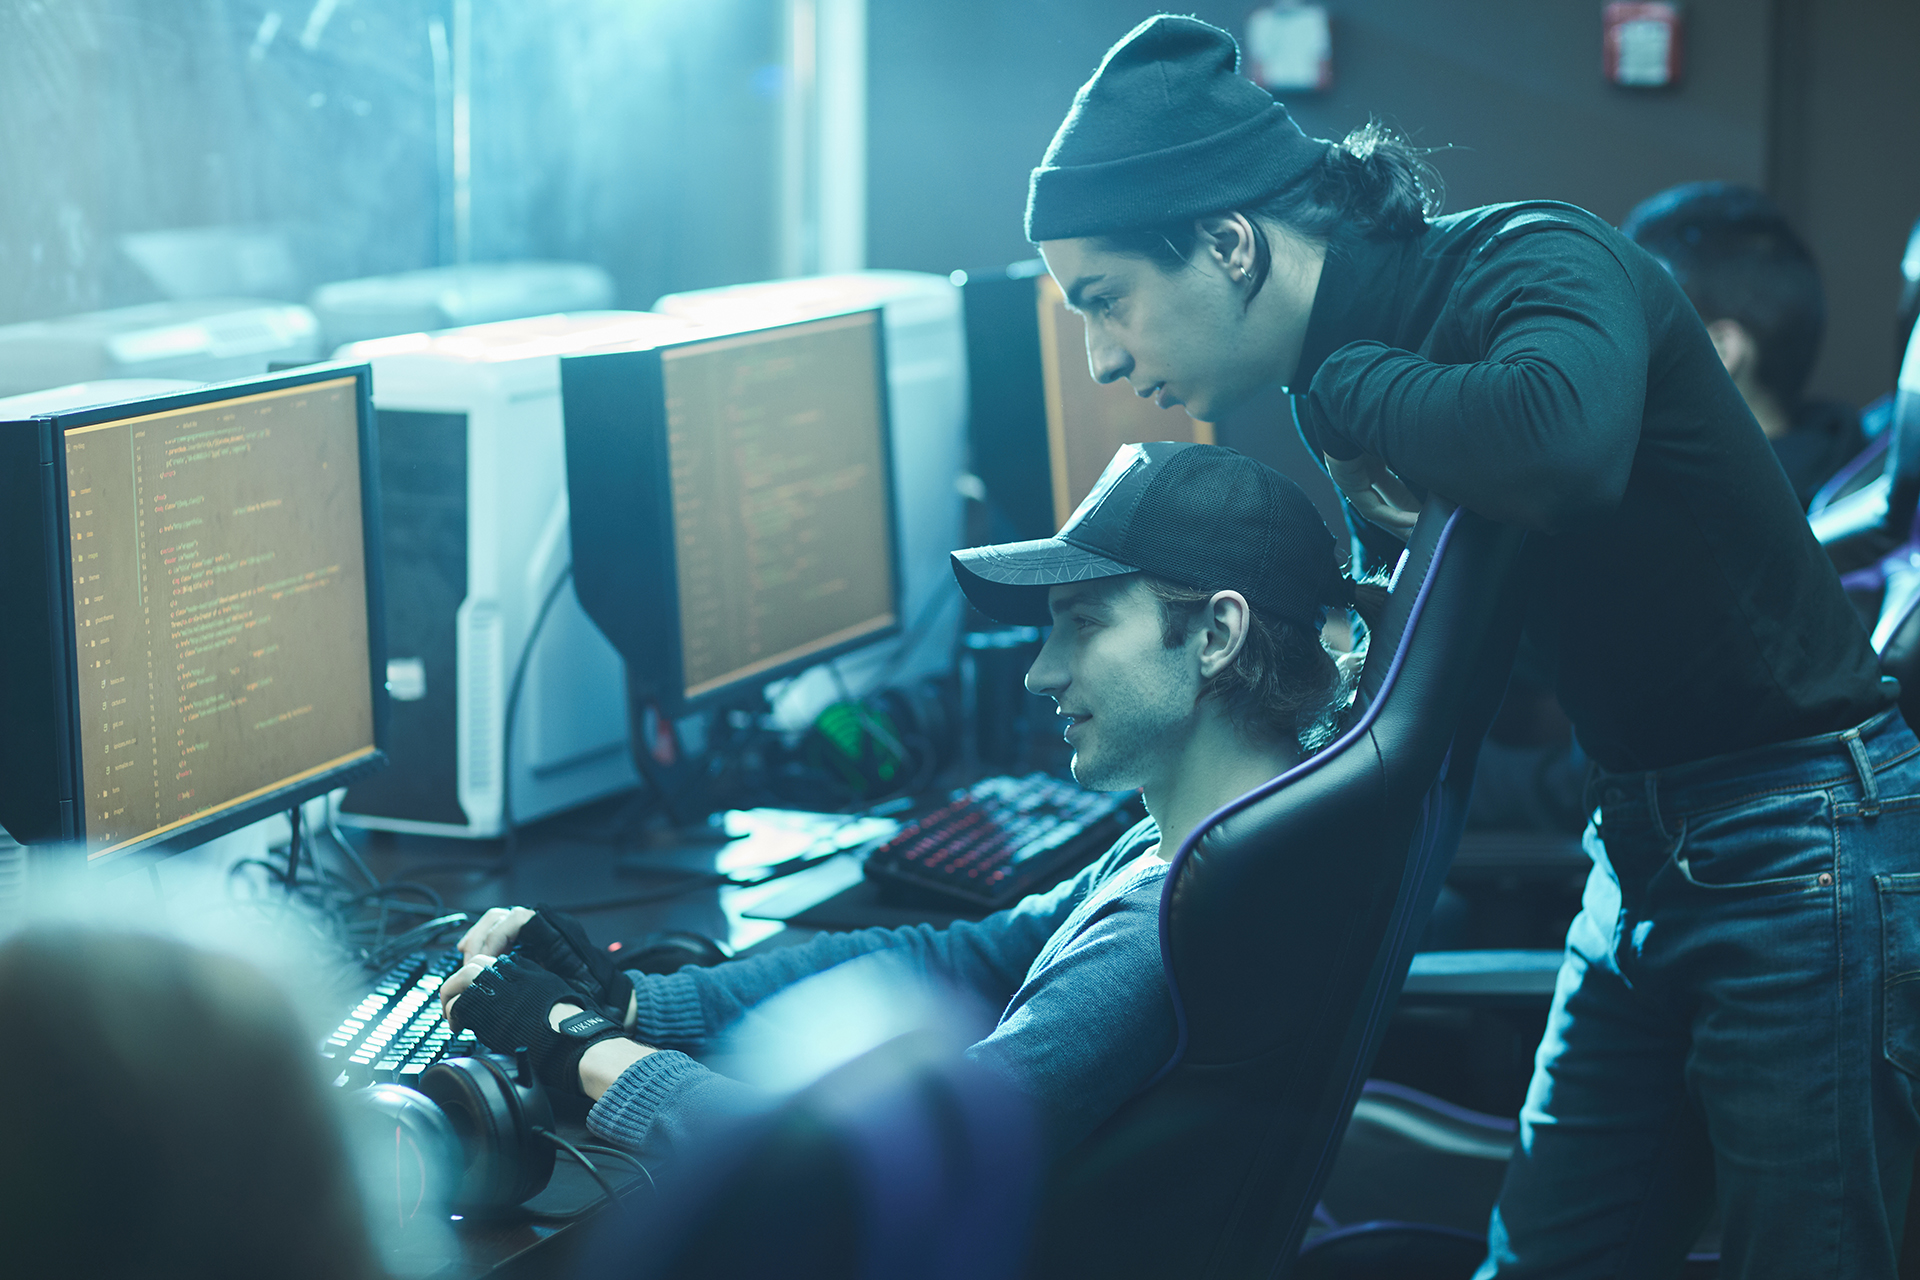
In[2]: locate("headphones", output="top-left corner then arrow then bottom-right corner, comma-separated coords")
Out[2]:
805,677 -> 958,798
349,1050 -> 555,1221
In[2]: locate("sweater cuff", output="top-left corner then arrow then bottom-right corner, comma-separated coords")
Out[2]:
631,972 -> 707,1052
586,1049 -> 707,1151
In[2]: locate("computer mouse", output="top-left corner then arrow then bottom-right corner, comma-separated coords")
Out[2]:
607,930 -> 732,976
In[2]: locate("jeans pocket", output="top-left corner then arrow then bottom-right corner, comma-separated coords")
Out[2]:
1671,791 -> 1834,896
1879,874 -> 1920,1078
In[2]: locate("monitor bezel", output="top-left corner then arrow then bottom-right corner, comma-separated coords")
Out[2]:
566,307 -> 904,719
27,364 -> 391,869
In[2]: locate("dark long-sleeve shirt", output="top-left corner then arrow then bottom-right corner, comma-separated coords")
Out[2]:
586,822 -> 1172,1163
1293,201 -> 1889,772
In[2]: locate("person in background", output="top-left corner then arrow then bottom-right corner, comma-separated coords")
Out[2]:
0,926 -> 379,1280
1623,181 -> 1864,506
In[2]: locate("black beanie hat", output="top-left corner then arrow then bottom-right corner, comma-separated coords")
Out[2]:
1025,14 -> 1326,243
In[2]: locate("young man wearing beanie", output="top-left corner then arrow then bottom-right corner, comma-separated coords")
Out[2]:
1025,14 -> 1920,1279
438,443 -> 1368,1164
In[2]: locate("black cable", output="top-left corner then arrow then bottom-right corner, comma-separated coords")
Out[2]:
343,881 -> 444,912
532,1128 -> 624,1218
323,803 -> 382,890
284,804 -> 304,896
576,1143 -> 655,1192
500,566 -> 575,861
362,912 -> 473,972
629,702 -> 703,829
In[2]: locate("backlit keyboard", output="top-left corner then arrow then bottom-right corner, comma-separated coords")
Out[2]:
320,949 -> 477,1088
862,773 -> 1142,911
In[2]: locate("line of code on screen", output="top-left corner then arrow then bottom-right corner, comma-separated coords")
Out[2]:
662,312 -> 897,700
64,377 -> 376,856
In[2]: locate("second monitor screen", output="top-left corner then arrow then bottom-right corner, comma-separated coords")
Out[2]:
661,312 -> 898,701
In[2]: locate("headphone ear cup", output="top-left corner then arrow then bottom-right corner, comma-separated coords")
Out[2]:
419,1055 -> 556,1214
344,1084 -> 463,1227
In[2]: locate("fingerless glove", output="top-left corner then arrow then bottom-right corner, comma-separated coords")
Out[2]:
451,953 -> 626,1098
519,905 -> 636,1024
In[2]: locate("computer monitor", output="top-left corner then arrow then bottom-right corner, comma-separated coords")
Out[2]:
0,367 -> 389,862
653,272 -> 968,697
562,309 -> 901,715
961,260 -> 1212,541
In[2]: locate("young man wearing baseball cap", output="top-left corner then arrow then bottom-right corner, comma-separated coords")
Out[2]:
438,443 -> 1365,1167
1024,14 -> 1920,1277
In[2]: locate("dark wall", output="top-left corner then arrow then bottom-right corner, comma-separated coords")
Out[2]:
868,1 -> 1768,273
869,0 -> 1915,407
0,0 -> 783,327
1770,0 -> 1920,404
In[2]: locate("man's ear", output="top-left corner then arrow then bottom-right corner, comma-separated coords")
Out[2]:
1197,591 -> 1253,679
1705,318 -> 1758,384
1195,213 -> 1257,282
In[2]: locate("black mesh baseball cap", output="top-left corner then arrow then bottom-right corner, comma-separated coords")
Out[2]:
952,442 -> 1347,631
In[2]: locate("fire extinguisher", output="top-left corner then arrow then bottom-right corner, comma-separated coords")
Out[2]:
1603,2 -> 1683,88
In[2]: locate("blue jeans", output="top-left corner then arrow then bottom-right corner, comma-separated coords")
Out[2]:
1479,706 -> 1920,1278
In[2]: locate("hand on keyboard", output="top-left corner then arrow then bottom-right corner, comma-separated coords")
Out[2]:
459,907 -> 536,961
458,904 -> 637,1027
445,953 -> 627,1097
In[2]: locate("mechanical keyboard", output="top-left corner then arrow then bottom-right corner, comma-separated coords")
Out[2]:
320,948 -> 477,1088
862,773 -> 1143,911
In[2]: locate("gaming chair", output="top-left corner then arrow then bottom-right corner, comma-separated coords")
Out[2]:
1812,323 -> 1920,579
1028,498 -> 1527,1278
1814,321 -> 1920,732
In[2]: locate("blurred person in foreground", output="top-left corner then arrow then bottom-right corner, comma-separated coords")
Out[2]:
0,926 -> 379,1280
1624,181 -> 1864,506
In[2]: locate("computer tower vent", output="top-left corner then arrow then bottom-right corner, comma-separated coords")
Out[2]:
462,605 -> 502,800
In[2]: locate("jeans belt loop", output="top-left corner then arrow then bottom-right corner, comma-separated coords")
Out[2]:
1842,727 -> 1881,818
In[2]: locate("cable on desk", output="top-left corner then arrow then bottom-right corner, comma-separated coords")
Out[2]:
500,566 -> 575,862
529,1127 -> 626,1220
575,1143 -> 655,1192
226,814 -> 470,968
361,913 -> 474,973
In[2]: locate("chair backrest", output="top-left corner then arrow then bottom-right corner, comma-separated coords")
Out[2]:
1871,561 -> 1920,732
1814,320 -> 1920,575
1030,500 -> 1526,1279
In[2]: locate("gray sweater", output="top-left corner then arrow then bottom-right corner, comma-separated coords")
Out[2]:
586,819 -> 1173,1161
